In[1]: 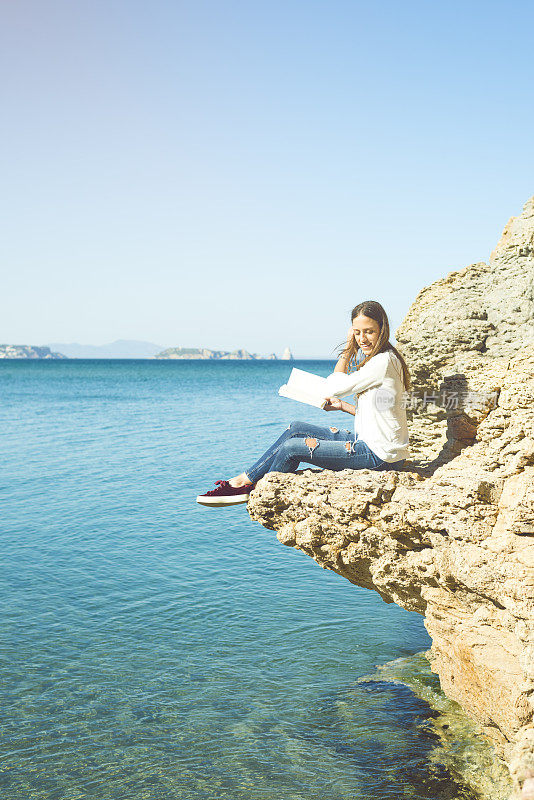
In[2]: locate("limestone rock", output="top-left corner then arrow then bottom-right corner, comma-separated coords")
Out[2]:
248,197 -> 534,798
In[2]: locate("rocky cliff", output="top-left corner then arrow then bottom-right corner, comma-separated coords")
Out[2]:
248,197 -> 534,799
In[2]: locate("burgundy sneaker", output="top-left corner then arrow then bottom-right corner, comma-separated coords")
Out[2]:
196,480 -> 256,507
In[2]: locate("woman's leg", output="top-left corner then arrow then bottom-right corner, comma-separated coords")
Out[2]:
243,420 -> 354,484
267,436 -> 388,474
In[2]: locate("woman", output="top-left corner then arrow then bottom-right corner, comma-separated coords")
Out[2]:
196,301 -> 411,506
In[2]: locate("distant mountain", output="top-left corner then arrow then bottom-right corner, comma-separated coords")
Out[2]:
47,340 -> 164,359
0,345 -> 66,359
43,340 -> 282,360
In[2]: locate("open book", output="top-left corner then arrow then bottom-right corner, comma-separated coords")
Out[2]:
278,368 -> 331,409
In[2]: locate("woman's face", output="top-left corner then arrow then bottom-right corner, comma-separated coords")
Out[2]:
351,314 -> 380,354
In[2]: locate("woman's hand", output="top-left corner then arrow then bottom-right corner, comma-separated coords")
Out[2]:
324,397 -> 356,416
324,397 -> 343,411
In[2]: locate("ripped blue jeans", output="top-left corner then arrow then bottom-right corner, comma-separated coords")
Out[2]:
245,420 -> 405,483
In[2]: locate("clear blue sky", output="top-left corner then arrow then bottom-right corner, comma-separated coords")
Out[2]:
2,0 -> 533,357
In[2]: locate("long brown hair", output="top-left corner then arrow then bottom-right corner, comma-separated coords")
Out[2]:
337,300 -> 411,390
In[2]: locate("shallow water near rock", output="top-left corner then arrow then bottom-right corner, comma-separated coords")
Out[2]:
1,360 -> 511,799
358,654 -> 513,800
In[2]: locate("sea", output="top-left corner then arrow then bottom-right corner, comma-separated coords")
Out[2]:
1,359 -> 512,800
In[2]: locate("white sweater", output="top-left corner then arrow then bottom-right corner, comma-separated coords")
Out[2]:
324,350 -> 410,463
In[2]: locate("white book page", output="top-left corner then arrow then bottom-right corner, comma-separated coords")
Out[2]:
286,368 -> 328,394
278,368 -> 330,409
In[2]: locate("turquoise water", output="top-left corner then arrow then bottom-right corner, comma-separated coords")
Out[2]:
1,360 -> 486,799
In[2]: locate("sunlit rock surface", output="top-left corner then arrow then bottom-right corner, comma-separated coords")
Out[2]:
248,197 -> 534,798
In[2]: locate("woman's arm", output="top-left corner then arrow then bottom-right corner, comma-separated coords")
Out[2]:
334,351 -> 350,373
334,327 -> 355,373
325,351 -> 390,397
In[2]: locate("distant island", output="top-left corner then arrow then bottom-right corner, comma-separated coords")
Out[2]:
0,340 -> 295,360
0,345 -> 66,360
154,347 -> 278,360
